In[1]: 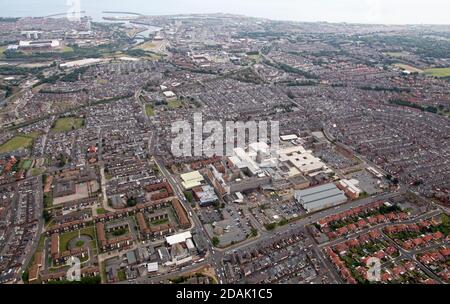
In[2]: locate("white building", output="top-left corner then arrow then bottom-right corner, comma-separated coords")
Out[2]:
180,171 -> 204,189
277,145 -> 327,176
228,142 -> 277,176
163,91 -> 176,98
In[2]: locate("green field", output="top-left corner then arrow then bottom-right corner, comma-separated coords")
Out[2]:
394,63 -> 423,73
0,135 -> 34,153
151,218 -> 169,226
117,269 -> 126,281
384,52 -> 409,58
20,159 -> 32,170
0,45 -> 6,58
62,46 -> 74,53
145,104 -> 154,116
96,208 -> 108,215
25,131 -> 41,139
424,67 -> 450,78
59,226 -> 96,252
167,99 -> 183,109
32,167 -> 46,176
248,54 -> 262,63
52,117 -> 84,133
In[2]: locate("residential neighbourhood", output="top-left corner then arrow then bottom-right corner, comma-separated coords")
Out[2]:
0,8 -> 449,286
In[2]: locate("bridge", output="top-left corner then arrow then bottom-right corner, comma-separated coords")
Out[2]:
43,11 -> 86,18
102,11 -> 143,16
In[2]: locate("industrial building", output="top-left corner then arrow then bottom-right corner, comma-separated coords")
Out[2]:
294,183 -> 347,213
337,179 -> 362,199
180,171 -> 204,189
278,145 -> 329,176
18,39 -> 60,51
228,142 -> 277,176
60,58 -> 104,68
192,185 -> 219,207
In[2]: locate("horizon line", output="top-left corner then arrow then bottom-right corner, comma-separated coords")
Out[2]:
2,11 -> 450,27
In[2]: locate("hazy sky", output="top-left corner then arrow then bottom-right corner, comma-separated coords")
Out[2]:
1,0 -> 450,24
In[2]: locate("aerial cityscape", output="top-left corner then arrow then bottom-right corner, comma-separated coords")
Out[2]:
0,1 -> 449,287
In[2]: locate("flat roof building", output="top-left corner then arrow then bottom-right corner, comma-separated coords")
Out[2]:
280,134 -> 298,141
278,145 -> 327,175
295,183 -> 347,213
165,231 -> 192,246
193,185 -> 218,207
180,171 -> 204,189
147,262 -> 159,273
228,142 -> 277,176
60,58 -> 104,68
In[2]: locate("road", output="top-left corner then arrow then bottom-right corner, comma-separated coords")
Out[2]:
129,84 -> 445,285
134,84 -> 227,283
156,157 -> 408,284
319,209 -> 442,249
380,230 -> 446,284
220,190 -> 405,255
154,157 -> 227,283
17,176 -> 44,283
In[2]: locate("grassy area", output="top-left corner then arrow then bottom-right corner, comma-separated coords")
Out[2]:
43,192 -> 53,208
424,67 -> 450,78
36,233 -> 46,252
394,63 -> 423,73
145,104 -> 154,116
0,135 -> 34,153
133,41 -> 157,51
52,117 -> 84,133
248,54 -> 262,63
167,99 -> 183,109
111,228 -> 128,237
59,226 -> 96,252
61,46 -> 74,53
20,159 -> 33,170
384,52 -> 409,57
96,208 -> 108,215
117,269 -> 126,281
96,79 -> 108,85
32,167 -> 46,176
0,45 -> 6,58
75,240 -> 85,247
25,131 -> 41,139
151,218 -> 169,226
146,53 -> 163,61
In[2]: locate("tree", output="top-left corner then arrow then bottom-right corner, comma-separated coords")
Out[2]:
43,210 -> 52,223
22,270 -> 29,283
57,154 -> 67,167
265,223 -> 277,231
212,236 -> 220,247
43,193 -> 52,208
126,196 -> 138,207
251,228 -> 258,237
184,191 -> 193,203
279,219 -> 289,226
287,90 -> 295,99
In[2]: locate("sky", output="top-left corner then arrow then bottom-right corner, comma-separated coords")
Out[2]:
1,0 -> 450,25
